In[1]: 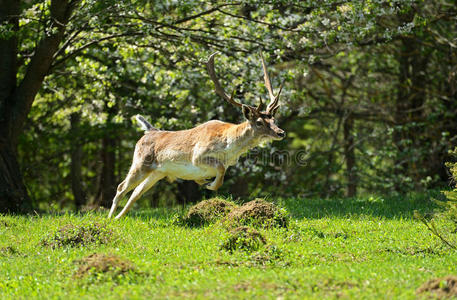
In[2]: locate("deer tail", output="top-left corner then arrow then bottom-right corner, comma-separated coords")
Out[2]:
135,115 -> 157,132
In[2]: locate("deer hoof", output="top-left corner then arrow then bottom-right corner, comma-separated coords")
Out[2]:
205,181 -> 218,191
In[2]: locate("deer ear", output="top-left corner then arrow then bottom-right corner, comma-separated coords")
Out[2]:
242,105 -> 254,120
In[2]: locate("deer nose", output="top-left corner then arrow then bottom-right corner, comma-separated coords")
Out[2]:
278,131 -> 286,138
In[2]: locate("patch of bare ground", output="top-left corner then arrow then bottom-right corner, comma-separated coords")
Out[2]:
74,253 -> 138,279
417,276 -> 457,299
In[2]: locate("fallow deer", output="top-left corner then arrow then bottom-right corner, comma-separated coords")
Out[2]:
108,53 -> 285,219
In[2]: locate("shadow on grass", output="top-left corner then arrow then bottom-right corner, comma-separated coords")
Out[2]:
65,190 -> 447,222
126,207 -> 184,222
281,190 -> 446,219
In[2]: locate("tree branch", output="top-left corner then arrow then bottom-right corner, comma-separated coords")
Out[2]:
51,31 -> 143,70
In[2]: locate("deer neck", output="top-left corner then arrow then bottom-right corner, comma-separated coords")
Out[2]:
226,121 -> 262,160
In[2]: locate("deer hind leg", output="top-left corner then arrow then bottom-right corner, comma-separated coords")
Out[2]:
108,167 -> 150,218
114,172 -> 164,219
198,157 -> 225,191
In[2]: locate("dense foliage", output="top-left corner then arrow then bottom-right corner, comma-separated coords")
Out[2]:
1,0 -> 456,211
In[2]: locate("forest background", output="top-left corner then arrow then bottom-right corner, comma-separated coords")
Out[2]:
0,0 -> 456,213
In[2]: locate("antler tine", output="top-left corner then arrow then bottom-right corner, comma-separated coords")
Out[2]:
256,96 -> 264,111
269,82 -> 283,111
260,53 -> 276,105
206,52 -> 243,108
260,53 -> 283,114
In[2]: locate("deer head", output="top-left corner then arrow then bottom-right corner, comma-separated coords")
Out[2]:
206,52 -> 285,140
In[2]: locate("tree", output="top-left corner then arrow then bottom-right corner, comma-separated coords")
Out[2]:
70,112 -> 86,209
3,0 -> 457,212
0,0 -> 77,212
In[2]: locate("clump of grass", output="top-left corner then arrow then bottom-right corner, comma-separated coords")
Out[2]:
416,275 -> 457,298
41,222 -> 113,248
0,218 -> 13,228
249,245 -> 287,266
0,246 -> 19,257
179,197 -> 238,227
74,253 -> 138,280
221,226 -> 266,252
224,198 -> 289,228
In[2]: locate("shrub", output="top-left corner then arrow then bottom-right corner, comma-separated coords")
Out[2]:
442,149 -> 457,228
415,148 -> 457,249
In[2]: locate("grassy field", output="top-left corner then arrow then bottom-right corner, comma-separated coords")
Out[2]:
1,192 -> 456,299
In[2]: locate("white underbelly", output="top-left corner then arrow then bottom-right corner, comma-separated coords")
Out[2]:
158,162 -> 216,180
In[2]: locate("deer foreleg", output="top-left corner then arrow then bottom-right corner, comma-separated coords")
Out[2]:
199,157 -> 226,191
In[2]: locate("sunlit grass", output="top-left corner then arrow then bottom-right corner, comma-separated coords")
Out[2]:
0,193 -> 455,299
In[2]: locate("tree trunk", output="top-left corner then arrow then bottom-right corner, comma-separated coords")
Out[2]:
0,142 -> 33,213
343,114 -> 357,197
96,101 -> 118,208
393,8 -> 430,190
70,113 -> 86,209
394,38 -> 413,181
0,0 -> 74,212
96,133 -> 117,208
0,0 -> 32,213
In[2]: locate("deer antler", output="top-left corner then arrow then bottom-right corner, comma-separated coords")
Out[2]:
260,53 -> 282,114
257,96 -> 264,111
206,52 -> 243,108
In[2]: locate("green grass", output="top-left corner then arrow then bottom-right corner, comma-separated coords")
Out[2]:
1,192 -> 456,299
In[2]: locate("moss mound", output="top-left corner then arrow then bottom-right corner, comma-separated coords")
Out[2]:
182,198 -> 238,226
74,253 -> 137,279
41,222 -> 113,248
417,276 -> 457,298
225,199 -> 288,228
221,226 -> 266,252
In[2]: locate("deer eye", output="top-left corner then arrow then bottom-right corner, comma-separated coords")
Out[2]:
256,120 -> 263,127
